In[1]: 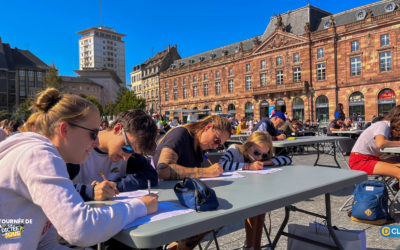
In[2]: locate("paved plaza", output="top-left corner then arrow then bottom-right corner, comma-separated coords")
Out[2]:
198,151 -> 400,250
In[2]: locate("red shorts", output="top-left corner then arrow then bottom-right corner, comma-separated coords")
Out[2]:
349,153 -> 380,175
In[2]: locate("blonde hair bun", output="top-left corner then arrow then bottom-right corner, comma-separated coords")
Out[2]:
34,88 -> 62,112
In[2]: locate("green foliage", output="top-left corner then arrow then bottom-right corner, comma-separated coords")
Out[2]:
43,63 -> 62,89
0,110 -> 11,120
85,96 -> 103,115
115,91 -> 146,113
115,86 -> 128,104
14,98 -> 32,121
104,102 -> 116,116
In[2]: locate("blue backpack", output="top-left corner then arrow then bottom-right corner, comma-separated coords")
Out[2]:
351,180 -> 390,225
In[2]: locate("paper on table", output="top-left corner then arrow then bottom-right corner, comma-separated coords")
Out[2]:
239,168 -> 282,175
200,171 -> 245,181
123,201 -> 194,229
112,190 -> 159,201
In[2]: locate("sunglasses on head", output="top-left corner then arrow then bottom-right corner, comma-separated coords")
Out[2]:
68,122 -> 99,141
253,150 -> 269,161
121,128 -> 135,154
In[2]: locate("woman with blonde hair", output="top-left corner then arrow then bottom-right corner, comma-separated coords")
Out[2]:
0,88 -> 158,249
218,131 -> 291,249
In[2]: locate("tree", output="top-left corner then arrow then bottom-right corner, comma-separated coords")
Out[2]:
85,96 -> 103,115
0,110 -> 11,121
115,91 -> 146,113
115,86 -> 128,104
43,63 -> 62,90
14,98 -> 32,121
104,102 -> 116,116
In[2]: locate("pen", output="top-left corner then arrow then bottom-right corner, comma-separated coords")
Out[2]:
204,154 -> 213,166
248,154 -> 255,162
99,171 -> 119,195
147,179 -> 151,195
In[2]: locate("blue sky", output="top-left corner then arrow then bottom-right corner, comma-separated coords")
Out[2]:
1,0 -> 377,85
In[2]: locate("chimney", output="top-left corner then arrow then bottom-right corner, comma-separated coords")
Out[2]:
168,44 -> 171,52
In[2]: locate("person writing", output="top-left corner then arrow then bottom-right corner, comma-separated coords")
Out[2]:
153,115 -> 231,249
252,112 -> 287,140
350,106 -> 400,189
0,88 -> 158,249
218,131 -> 291,249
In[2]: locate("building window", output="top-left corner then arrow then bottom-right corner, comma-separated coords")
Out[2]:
164,91 -> 168,101
204,73 -> 208,81
246,64 -> 251,72
215,105 -> 222,113
293,67 -> 301,82
193,75 -> 197,82
28,81 -> 35,87
351,41 -> 359,52
174,79 -> 177,86
19,70 -> 25,77
37,81 -> 43,87
215,82 -> 221,95
193,86 -> 198,97
380,52 -> 392,72
165,81 -> 168,88
378,88 -> 396,116
228,68 -> 233,76
350,57 -> 361,76
228,80 -> 234,93
183,87 -> 187,99
173,89 -> 178,100
245,102 -> 254,120
317,48 -> 324,59
276,70 -> 283,85
293,53 -> 300,63
276,57 -> 282,66
245,76 -> 252,90
349,91 -> 365,119
183,77 -> 186,85
28,71 -> 34,77
260,60 -> 266,69
316,95 -> 329,124
37,72 -> 43,77
381,34 -> 390,47
203,84 -> 208,96
316,63 -> 326,81
215,71 -> 220,78
292,98 -> 305,122
19,81 -> 25,97
260,73 -> 266,87
228,104 -> 236,115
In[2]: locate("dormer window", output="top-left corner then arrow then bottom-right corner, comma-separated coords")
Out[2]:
356,10 -> 366,20
385,2 -> 396,12
324,21 -> 330,29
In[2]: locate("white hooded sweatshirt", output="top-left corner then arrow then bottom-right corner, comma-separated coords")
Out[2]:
0,132 -> 146,249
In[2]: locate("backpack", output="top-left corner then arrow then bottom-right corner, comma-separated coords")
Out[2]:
351,180 -> 390,225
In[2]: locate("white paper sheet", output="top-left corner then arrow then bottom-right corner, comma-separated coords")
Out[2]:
200,171 -> 245,181
112,190 -> 159,201
239,168 -> 282,175
123,201 -> 194,229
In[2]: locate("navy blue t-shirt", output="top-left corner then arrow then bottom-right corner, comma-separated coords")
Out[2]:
153,127 -> 204,168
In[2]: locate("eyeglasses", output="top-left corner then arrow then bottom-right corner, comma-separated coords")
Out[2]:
68,122 -> 99,141
213,129 -> 222,147
121,128 -> 134,154
253,150 -> 269,161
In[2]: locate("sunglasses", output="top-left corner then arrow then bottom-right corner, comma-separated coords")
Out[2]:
68,122 -> 99,141
121,128 -> 134,154
253,150 -> 269,161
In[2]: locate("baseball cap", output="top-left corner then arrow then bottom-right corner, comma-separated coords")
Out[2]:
271,112 -> 286,122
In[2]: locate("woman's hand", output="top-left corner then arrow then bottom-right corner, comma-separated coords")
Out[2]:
200,163 -> 223,178
245,161 -> 264,170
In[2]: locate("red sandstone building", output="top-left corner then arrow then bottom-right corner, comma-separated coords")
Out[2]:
160,0 -> 399,124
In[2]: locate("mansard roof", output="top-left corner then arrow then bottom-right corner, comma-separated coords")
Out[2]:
0,42 -> 48,70
316,0 -> 397,31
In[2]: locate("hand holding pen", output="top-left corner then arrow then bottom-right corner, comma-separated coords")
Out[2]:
202,154 -> 223,177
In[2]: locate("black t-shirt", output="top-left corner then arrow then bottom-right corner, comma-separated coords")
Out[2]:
153,127 -> 204,168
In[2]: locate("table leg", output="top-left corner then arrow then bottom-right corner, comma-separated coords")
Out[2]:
271,206 -> 290,249
314,143 -> 321,166
325,193 -> 344,250
331,142 -> 341,168
97,242 -> 105,250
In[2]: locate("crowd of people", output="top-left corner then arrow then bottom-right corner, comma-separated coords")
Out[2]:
1,88 -> 400,249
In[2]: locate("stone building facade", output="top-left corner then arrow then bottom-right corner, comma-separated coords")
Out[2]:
130,45 -> 180,114
160,0 -> 400,124
61,76 -> 104,104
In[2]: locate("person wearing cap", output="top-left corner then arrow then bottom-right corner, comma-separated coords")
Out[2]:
252,112 -> 287,140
